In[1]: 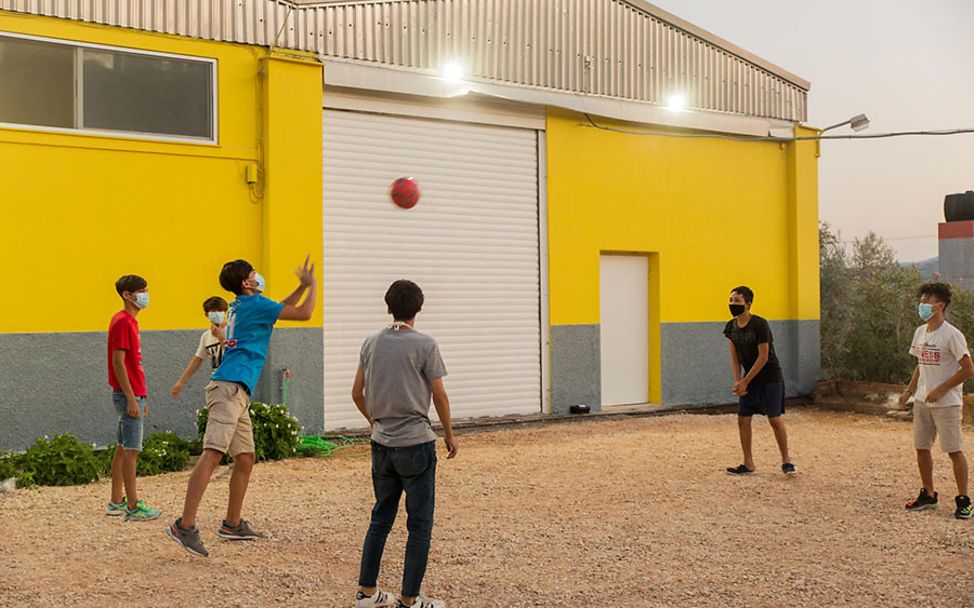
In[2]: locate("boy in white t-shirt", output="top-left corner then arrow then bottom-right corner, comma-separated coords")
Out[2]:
171,297 -> 229,399
898,282 -> 973,519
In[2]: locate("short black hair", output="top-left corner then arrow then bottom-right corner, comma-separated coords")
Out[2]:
202,296 -> 229,313
219,259 -> 254,295
918,282 -> 952,308
385,279 -> 424,321
115,275 -> 147,297
731,285 -> 754,304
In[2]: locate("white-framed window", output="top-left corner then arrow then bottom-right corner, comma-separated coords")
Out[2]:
0,32 -> 217,143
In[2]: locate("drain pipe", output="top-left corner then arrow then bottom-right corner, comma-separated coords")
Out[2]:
281,368 -> 292,406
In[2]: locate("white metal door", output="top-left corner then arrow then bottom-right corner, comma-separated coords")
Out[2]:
600,255 -> 649,406
322,110 -> 542,430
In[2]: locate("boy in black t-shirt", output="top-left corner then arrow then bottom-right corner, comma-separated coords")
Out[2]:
723,286 -> 796,476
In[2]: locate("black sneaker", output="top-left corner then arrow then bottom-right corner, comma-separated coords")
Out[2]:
166,518 -> 209,557
218,519 -> 264,540
955,495 -> 973,520
726,464 -> 754,475
905,488 -> 938,512
782,463 -> 797,476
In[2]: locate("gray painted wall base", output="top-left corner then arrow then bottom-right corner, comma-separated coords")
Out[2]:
549,320 -> 820,412
0,328 -> 323,450
0,319 -> 818,448
263,328 -> 324,435
550,324 -> 601,414
661,320 -> 820,405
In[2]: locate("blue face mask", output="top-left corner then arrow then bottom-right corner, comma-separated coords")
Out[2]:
134,292 -> 150,310
253,272 -> 266,294
207,311 -> 226,325
918,303 -> 934,321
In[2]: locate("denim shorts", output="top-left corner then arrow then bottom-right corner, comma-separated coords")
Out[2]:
738,381 -> 785,418
112,390 -> 145,451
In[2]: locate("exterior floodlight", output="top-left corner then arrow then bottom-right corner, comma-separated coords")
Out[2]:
441,62 -> 464,83
822,113 -> 870,133
666,94 -> 686,112
849,113 -> 870,132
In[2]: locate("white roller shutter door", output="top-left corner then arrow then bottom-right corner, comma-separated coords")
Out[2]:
322,109 -> 541,430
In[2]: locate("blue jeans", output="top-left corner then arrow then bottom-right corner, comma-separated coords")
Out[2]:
112,390 -> 145,451
358,440 -> 437,598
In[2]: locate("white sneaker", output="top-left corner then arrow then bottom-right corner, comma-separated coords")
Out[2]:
355,587 -> 397,608
398,596 -> 445,608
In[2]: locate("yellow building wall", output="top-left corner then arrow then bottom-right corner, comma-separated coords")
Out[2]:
788,126 -> 821,322
260,49 -> 324,329
0,12 -> 322,333
546,109 -> 820,402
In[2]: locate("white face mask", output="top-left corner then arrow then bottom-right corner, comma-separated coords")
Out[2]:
207,311 -> 226,325
134,292 -> 150,309
253,272 -> 266,293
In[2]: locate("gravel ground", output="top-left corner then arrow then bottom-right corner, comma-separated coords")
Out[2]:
1,408 -> 973,608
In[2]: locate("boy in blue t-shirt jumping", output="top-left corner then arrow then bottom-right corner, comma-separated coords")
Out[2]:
167,257 -> 316,557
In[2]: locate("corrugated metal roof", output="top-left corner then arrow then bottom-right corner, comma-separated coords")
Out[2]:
0,0 -> 808,122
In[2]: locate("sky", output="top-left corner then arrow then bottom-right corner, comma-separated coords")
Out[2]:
651,0 -> 974,262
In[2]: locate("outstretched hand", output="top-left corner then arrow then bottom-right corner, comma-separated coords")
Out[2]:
296,254 -> 316,287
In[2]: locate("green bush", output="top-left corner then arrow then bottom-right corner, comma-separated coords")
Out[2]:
820,225 -> 926,383
94,433 -> 192,478
197,402 -> 301,462
19,434 -> 100,487
820,223 -> 974,389
0,452 -> 34,488
138,432 -> 191,476
0,453 -> 18,482
94,446 -> 115,477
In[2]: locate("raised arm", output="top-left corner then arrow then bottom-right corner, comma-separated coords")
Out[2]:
279,255 -> 317,321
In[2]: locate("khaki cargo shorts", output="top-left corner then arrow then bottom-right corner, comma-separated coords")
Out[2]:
913,403 -> 964,453
203,381 -> 255,457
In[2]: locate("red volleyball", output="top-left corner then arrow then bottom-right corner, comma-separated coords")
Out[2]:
390,177 -> 420,209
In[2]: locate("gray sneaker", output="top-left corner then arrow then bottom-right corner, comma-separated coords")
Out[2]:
167,518 -> 209,557
218,519 -> 264,541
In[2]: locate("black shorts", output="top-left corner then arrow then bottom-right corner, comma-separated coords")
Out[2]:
738,381 -> 785,418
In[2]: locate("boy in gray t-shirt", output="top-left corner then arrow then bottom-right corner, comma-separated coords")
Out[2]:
352,280 -> 458,608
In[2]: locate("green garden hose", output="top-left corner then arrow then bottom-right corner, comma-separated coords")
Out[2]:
297,435 -> 368,457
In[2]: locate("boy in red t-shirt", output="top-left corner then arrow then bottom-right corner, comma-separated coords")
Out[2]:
106,275 -> 161,521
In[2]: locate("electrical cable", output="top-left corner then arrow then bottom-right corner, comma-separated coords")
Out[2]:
583,113 -> 974,142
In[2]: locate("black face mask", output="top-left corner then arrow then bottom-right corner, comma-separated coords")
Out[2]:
729,304 -> 746,317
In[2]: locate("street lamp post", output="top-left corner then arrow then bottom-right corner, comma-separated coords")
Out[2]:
822,113 -> 870,133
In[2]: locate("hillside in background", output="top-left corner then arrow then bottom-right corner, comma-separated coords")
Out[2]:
901,257 -> 939,278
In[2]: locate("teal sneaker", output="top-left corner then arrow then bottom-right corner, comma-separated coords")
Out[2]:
106,497 -> 127,516
125,500 -> 162,522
